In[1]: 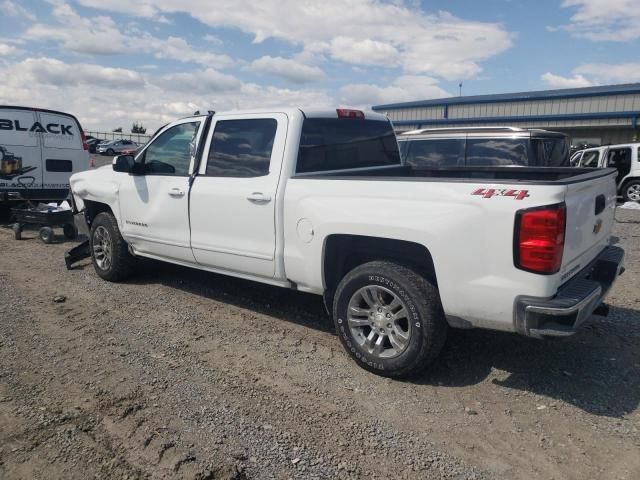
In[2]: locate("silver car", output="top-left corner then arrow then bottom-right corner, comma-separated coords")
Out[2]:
97,139 -> 138,156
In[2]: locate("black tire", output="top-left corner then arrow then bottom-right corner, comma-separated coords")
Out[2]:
12,223 -> 22,240
39,226 -> 54,244
621,179 -> 640,203
333,261 -> 447,378
90,212 -> 136,282
107,148 -> 115,156
63,223 -> 78,239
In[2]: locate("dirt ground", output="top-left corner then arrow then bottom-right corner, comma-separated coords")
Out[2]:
0,208 -> 638,480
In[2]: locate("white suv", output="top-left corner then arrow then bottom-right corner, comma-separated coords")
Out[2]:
571,143 -> 640,202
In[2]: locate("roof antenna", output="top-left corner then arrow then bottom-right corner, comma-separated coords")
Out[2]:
459,82 -> 463,97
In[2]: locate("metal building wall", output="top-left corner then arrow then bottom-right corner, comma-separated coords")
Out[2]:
381,89 -> 640,146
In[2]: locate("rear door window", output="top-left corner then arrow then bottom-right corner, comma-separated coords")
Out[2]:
206,119 -> 277,177
296,118 -> 400,173
401,139 -> 464,168
465,138 -> 530,166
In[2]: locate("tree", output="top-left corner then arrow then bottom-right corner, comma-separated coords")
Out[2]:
112,127 -> 123,133
131,122 -> 147,134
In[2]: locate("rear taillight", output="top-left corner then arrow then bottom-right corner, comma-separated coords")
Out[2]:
336,108 -> 364,119
514,203 -> 566,274
81,130 -> 89,151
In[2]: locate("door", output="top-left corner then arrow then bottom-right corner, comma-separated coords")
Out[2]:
0,108 -> 42,199
604,147 -> 632,185
118,119 -> 203,262
189,113 -> 288,278
37,111 -> 86,196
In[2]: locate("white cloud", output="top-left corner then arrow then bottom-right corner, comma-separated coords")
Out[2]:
158,68 -> 243,94
327,38 -> 400,67
138,35 -> 233,68
542,62 -> 640,88
573,63 -> 640,83
340,75 -> 449,107
541,72 -> 593,89
24,2 -> 232,66
0,42 -> 21,56
561,0 -> 640,41
249,56 -> 326,83
25,2 -> 128,55
73,0 -> 512,80
0,56 -> 332,131
1,0 -> 36,21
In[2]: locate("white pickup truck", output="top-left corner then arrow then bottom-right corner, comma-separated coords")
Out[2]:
69,108 -> 625,377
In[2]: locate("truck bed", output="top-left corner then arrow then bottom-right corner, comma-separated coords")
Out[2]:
293,165 -> 616,185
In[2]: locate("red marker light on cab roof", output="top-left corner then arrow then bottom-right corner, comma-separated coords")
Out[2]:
336,108 -> 365,119
514,203 -> 566,274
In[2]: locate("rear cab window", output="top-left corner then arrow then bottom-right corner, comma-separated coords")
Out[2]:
296,118 -> 400,173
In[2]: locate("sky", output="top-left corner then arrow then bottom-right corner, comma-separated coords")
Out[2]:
0,0 -> 639,131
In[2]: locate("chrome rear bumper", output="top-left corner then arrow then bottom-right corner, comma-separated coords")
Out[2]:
515,246 -> 625,338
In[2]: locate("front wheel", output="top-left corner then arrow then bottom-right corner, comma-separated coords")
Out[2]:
107,148 -> 114,156
622,180 -> 640,202
333,261 -> 447,378
90,212 -> 136,281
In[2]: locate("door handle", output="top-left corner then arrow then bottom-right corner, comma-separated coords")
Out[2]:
168,187 -> 185,197
246,192 -> 272,204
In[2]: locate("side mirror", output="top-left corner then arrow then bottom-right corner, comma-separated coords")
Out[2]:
112,154 -> 135,173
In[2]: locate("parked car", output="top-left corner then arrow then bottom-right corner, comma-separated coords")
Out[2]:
69,108 -> 624,377
86,138 -> 103,153
97,139 -> 138,155
397,126 -> 569,168
1,105 -> 89,205
571,143 -> 640,201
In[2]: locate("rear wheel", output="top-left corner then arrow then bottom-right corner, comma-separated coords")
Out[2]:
333,261 -> 447,378
90,212 -> 136,281
622,180 -> 640,202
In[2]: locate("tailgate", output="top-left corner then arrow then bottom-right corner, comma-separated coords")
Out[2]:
562,168 -> 617,276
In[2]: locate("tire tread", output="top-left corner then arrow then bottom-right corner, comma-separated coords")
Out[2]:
333,260 -> 447,378
91,212 -> 136,282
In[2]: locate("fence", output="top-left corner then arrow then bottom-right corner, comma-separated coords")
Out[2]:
85,131 -> 152,145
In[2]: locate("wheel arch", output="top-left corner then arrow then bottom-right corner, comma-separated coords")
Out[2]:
620,177 -> 640,200
322,234 -> 437,310
83,200 -> 115,228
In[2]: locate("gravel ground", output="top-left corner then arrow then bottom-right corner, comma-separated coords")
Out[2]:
0,208 -> 638,479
